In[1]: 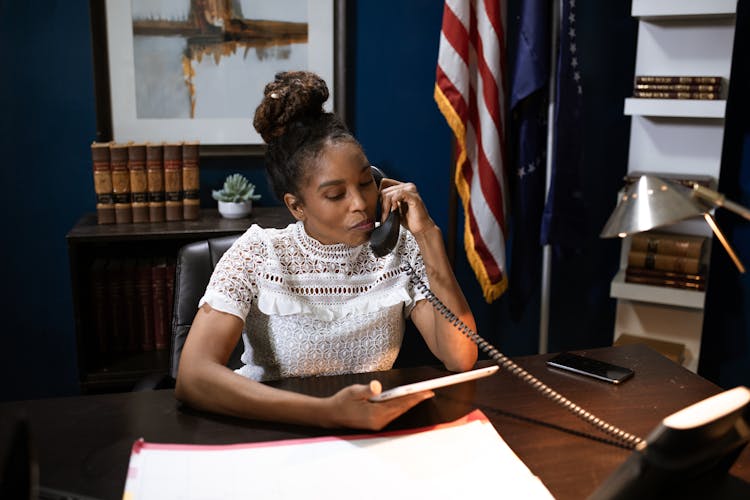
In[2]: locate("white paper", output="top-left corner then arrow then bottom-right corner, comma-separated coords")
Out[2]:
122,410 -> 553,500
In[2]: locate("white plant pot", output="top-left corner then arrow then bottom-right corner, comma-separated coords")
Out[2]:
218,200 -> 253,219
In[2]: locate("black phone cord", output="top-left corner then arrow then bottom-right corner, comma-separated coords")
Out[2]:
403,264 -> 645,449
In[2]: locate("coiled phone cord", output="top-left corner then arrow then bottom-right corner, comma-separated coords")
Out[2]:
403,264 -> 645,449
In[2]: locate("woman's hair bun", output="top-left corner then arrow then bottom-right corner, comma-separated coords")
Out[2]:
253,71 -> 330,143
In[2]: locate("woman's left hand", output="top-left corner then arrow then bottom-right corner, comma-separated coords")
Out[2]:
379,179 -> 437,236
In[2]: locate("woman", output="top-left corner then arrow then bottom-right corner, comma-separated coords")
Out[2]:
175,71 -> 477,430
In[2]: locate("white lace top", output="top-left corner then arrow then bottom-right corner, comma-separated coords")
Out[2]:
199,221 -> 429,381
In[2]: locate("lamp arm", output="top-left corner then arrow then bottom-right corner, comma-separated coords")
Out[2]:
692,184 -> 750,221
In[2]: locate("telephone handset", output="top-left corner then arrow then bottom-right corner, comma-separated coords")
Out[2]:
369,165 -> 402,257
368,166 -> 644,449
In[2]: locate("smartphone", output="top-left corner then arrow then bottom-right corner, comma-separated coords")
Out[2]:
546,352 -> 634,384
369,365 -> 499,402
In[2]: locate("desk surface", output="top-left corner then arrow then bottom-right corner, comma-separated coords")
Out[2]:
1,344 -> 748,499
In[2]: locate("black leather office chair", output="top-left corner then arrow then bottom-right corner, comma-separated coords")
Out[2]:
169,234 -> 244,380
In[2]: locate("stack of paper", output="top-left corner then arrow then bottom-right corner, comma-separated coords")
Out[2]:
122,410 -> 552,499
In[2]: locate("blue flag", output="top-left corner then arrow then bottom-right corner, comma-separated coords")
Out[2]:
508,0 -> 550,319
541,0 -> 586,249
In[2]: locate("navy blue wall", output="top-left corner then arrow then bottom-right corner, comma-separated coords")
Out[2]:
1,0 -> 645,401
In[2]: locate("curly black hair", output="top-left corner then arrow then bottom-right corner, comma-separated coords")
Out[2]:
253,71 -> 358,200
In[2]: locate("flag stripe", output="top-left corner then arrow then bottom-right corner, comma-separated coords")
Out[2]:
436,0 -> 509,302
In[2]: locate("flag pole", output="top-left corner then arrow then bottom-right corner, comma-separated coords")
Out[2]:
539,0 -> 560,355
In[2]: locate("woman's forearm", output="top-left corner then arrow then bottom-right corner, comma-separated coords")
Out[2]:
412,224 -> 478,371
175,359 -> 333,427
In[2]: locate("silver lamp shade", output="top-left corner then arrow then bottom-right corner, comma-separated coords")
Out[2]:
600,175 -> 708,238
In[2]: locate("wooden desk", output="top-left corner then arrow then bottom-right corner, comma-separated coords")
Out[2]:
1,344 -> 748,499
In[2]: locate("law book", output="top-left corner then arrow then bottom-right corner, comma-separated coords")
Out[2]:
163,143 -> 183,221
633,83 -> 721,93
91,142 -> 115,225
634,75 -> 722,85
90,258 -> 109,355
630,232 -> 706,259
109,143 -> 133,224
625,266 -> 706,291
633,90 -> 720,100
182,141 -> 200,220
627,250 -> 702,275
128,143 -> 149,223
146,143 -> 166,223
121,259 -> 139,353
165,258 -> 176,340
106,259 -> 126,353
151,259 -> 169,350
136,258 -> 155,352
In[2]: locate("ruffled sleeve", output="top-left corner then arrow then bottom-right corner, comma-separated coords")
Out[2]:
198,225 -> 266,321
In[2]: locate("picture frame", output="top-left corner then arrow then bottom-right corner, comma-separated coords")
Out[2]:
90,0 -> 347,157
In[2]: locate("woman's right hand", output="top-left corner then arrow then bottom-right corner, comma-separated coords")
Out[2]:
322,380 -> 434,431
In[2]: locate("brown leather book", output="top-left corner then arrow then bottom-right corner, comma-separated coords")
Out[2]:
634,83 -> 721,93
182,141 -> 200,220
151,259 -> 169,350
91,142 -> 115,224
89,259 -> 109,355
633,90 -> 720,100
630,232 -> 706,259
628,251 -> 701,275
625,267 -> 706,291
163,143 -> 183,221
106,259 -> 125,353
109,143 -> 132,224
128,143 -> 149,223
136,258 -> 155,352
121,259 -> 139,352
634,75 -> 722,85
165,258 -> 176,342
146,143 -> 165,223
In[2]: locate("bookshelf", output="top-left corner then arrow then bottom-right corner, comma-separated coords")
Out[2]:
66,207 -> 294,393
611,1 -> 737,372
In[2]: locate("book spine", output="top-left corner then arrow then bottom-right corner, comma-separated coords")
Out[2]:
146,143 -> 165,223
121,259 -> 139,352
152,260 -> 169,350
625,265 -> 705,283
136,259 -> 155,352
109,143 -> 133,224
91,142 -> 115,224
90,259 -> 109,355
624,272 -> 706,291
107,259 -> 125,353
628,251 -> 701,275
635,75 -> 722,85
163,143 -> 183,221
633,90 -> 720,100
634,83 -> 721,93
128,143 -> 149,223
630,233 -> 705,258
165,259 -> 176,340
182,141 -> 200,220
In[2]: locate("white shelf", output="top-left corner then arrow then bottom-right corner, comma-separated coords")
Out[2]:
624,98 -> 726,118
632,0 -> 736,19
610,270 -> 705,310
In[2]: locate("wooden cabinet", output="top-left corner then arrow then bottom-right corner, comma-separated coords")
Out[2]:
66,207 -> 294,393
611,0 -> 737,371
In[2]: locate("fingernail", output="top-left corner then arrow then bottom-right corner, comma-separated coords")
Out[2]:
369,380 -> 382,394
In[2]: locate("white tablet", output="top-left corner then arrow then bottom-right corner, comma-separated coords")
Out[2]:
369,365 -> 500,402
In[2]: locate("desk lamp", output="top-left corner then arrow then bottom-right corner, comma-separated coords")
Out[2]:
600,174 -> 750,273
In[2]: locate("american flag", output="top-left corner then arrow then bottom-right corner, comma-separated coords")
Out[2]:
435,0 -> 509,302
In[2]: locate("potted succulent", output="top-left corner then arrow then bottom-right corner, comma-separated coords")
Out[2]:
212,173 -> 262,219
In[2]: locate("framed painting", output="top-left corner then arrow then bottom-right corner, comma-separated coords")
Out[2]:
90,0 -> 347,156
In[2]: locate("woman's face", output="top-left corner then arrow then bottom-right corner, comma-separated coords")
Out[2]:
287,140 -> 379,247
